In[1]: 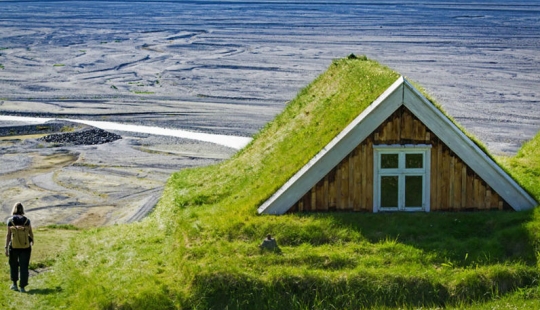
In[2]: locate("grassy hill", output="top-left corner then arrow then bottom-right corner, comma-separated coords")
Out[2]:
3,57 -> 540,309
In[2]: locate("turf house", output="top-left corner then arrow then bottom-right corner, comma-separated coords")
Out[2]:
258,76 -> 537,214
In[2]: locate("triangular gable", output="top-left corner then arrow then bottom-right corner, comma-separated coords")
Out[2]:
258,77 -> 537,214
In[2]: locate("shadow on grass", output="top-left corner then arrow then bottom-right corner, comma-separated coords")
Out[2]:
27,287 -> 61,295
303,209 -> 538,266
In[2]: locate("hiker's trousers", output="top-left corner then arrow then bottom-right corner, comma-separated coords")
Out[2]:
9,247 -> 32,287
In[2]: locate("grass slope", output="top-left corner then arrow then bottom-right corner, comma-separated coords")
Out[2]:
17,57 -> 540,309
1,225 -> 80,310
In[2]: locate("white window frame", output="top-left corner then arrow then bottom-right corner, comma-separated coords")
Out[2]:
373,145 -> 431,213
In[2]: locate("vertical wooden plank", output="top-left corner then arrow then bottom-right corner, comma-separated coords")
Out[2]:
394,112 -> 401,142
410,109 -> 417,141
388,115 -> 394,142
392,114 -> 398,142
408,115 -> 414,142
418,119 -> 427,143
341,158 -> 349,210
443,148 -> 451,210
397,107 -> 403,141
411,114 -> 417,142
417,118 -> 423,142
380,123 -> 387,143
344,159 -> 350,211
453,160 -> 462,210
388,114 -> 394,143
389,113 -> 397,144
485,188 -> 492,210
329,168 -> 336,210
412,118 -> 418,142
316,180 -> 322,211
414,109 -> 420,142
335,160 -> 342,210
436,143 -> 443,210
472,178 -> 479,209
461,164 -> 467,209
399,110 -> 407,141
447,151 -> 455,210
323,175 -> 329,211
361,143 -> 368,211
366,137 -> 374,211
479,181 -> 486,210
466,171 -> 474,209
430,140 -> 438,211
315,181 -> 321,211
450,154 -> 456,210
403,108 -> 411,140
362,142 -> 367,212
409,109 -> 416,141
354,147 -> 361,211
348,154 -> 354,210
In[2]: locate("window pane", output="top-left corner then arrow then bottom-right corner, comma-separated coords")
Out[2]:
405,153 -> 423,169
405,176 -> 423,207
381,176 -> 399,208
381,154 -> 399,169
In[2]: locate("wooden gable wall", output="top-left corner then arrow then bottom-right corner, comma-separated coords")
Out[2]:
288,106 -> 511,213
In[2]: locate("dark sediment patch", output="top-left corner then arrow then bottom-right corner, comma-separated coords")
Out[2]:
39,128 -> 122,146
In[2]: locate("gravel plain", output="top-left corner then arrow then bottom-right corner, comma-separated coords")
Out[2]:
1,1 -> 539,226
0,121 -> 235,227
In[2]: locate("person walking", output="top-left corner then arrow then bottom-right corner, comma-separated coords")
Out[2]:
5,202 -> 34,293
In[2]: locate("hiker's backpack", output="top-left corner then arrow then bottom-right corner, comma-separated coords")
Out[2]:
9,217 -> 30,249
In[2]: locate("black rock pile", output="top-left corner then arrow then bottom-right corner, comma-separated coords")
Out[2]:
39,128 -> 122,145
